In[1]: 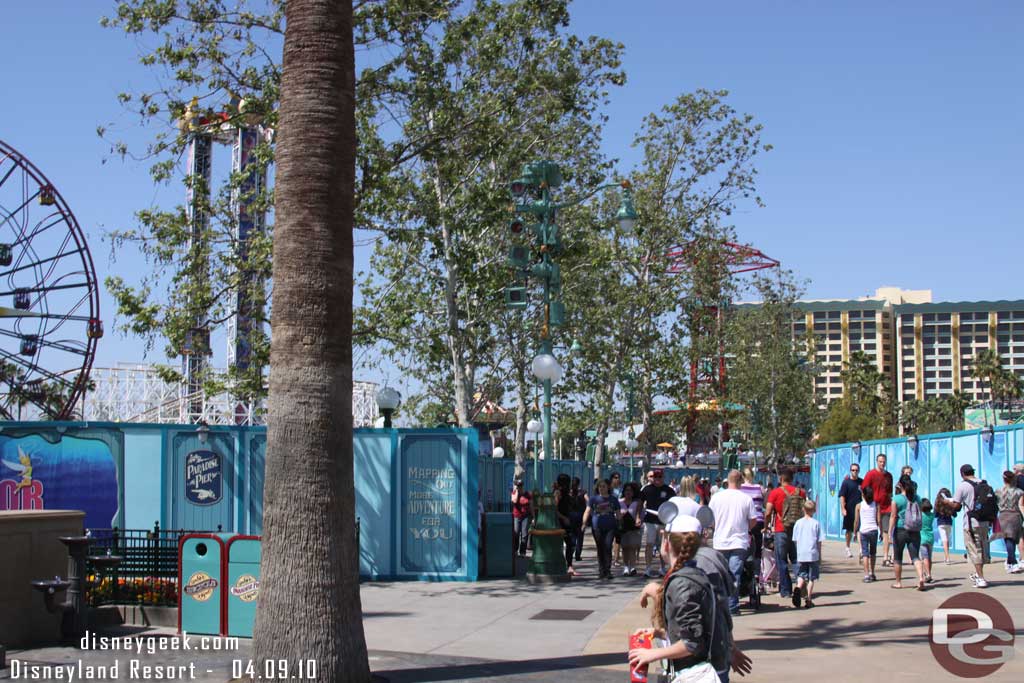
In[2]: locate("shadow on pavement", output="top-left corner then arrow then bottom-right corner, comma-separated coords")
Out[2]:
374,651 -> 625,682
738,616 -> 930,651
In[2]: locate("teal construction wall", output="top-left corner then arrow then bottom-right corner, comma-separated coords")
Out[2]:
811,425 -> 1024,558
0,421 -> 480,580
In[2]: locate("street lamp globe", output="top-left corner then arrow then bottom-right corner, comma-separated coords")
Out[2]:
531,353 -> 561,382
526,418 -> 542,434
375,386 -> 401,428
492,446 -> 505,459
625,437 -> 639,451
616,185 -> 638,232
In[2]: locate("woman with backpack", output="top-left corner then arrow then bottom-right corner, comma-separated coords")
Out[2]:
619,482 -> 643,576
889,474 -> 926,591
997,470 -> 1024,574
582,478 -> 621,580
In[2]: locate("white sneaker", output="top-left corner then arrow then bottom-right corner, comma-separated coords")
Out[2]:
623,567 -> 631,577
1005,562 -> 1015,574
968,573 -> 979,585
1011,564 -> 1024,574
845,547 -> 852,558
975,577 -> 989,588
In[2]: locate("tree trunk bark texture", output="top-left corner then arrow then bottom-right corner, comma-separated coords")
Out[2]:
252,1 -> 370,680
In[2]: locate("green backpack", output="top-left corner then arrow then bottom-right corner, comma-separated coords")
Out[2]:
781,485 -> 806,531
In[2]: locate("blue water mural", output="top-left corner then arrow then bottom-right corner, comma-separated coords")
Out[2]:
0,433 -> 119,528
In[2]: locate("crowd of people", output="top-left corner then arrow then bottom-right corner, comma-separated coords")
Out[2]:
836,454 -> 1024,589
509,457 -> 1024,682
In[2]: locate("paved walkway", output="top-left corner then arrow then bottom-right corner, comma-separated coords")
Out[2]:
4,540 -> 1024,682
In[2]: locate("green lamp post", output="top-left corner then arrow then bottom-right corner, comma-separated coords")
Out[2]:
506,160 -> 637,582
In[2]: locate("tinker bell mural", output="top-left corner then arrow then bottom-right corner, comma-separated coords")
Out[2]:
1,446 -> 34,493
0,431 -> 122,528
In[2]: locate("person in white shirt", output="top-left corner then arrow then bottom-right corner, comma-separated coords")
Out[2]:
708,469 -> 758,614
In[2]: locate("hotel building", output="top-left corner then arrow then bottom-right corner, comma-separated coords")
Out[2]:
787,288 -> 1024,406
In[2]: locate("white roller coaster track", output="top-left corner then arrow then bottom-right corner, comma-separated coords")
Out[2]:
82,364 -> 379,427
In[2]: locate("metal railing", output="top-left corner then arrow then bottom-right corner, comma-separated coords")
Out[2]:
85,522 -> 217,607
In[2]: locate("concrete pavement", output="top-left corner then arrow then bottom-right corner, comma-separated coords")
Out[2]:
3,540 -> 1023,682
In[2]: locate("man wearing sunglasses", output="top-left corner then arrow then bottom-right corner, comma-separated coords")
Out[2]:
640,469 -> 675,577
839,464 -> 862,558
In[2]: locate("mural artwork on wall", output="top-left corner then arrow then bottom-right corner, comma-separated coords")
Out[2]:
0,431 -> 122,528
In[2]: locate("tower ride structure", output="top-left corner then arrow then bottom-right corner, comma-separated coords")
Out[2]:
180,99 -> 268,424
665,241 -> 779,453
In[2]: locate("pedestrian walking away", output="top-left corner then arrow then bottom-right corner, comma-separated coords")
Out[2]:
708,469 -> 758,614
554,474 -> 580,577
569,477 -> 588,562
996,470 -> 1024,573
861,453 -> 894,566
792,500 -> 824,608
740,468 -> 766,561
510,479 -> 532,557
838,463 -> 862,558
855,486 -> 879,582
946,464 -> 995,588
889,474 -> 927,591
764,467 -> 805,600
934,487 -> 955,565
919,497 -> 935,582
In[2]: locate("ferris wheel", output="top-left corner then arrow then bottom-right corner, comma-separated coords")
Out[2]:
0,139 -> 102,420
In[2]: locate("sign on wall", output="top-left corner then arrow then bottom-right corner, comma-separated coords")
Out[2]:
184,450 -> 223,506
400,434 -> 462,574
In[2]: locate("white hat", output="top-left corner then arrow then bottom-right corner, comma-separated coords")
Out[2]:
665,514 -> 702,534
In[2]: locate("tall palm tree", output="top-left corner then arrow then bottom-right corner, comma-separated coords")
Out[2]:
252,1 -> 370,680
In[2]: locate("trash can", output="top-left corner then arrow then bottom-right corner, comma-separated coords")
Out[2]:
225,535 -> 261,638
178,533 -> 231,636
483,512 -> 514,577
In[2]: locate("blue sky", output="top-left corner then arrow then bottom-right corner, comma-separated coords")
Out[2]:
2,1 -> 1022,386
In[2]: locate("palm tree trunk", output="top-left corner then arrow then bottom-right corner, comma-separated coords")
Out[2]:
253,1 -> 370,680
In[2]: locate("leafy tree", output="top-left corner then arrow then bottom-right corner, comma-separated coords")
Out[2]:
354,0 -> 624,433
251,0 -> 368,678
969,348 -> 1023,407
725,272 -> 817,467
899,394 -> 970,435
816,350 -> 897,445
559,90 -> 770,463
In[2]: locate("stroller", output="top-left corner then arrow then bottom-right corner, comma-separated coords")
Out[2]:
759,532 -> 779,594
739,550 -> 761,610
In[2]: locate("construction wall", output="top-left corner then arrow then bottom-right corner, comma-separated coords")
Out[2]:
0,421 -> 480,580
811,425 -> 1024,558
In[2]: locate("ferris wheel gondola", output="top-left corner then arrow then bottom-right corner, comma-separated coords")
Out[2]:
0,139 -> 101,420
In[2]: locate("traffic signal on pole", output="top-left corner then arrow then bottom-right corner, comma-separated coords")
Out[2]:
505,286 -> 528,308
550,300 -> 566,327
507,245 -> 530,268
509,218 -> 525,235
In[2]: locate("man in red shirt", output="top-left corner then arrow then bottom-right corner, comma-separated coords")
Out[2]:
765,467 -> 805,600
860,453 -> 894,566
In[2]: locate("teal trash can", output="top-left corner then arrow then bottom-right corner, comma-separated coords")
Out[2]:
178,533 -> 231,636
225,536 -> 261,638
484,512 -> 514,577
